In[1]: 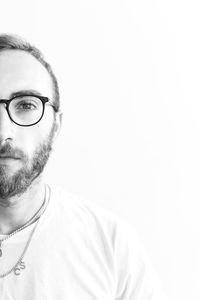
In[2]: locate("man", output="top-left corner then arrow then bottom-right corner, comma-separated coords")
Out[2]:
0,34 -> 166,299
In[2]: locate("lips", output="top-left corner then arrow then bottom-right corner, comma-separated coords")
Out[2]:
0,156 -> 20,159
0,144 -> 25,160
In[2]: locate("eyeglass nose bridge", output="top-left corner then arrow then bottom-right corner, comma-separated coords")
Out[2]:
0,99 -> 16,130
0,97 -> 14,108
0,99 -> 12,115
0,99 -> 12,105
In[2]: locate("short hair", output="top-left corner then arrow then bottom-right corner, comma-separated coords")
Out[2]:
0,34 -> 60,112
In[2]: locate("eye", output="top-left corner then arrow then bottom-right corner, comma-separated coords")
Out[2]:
11,96 -> 42,113
16,101 -> 37,110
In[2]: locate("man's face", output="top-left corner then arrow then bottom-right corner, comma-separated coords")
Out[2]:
0,50 -> 61,199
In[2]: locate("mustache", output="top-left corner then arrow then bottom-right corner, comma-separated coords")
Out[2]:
0,143 -> 27,160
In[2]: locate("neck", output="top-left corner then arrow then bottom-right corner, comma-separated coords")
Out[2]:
0,176 -> 46,235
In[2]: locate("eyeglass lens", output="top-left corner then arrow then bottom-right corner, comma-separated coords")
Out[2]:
9,96 -> 44,126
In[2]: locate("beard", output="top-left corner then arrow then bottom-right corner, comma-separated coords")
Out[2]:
0,123 -> 56,200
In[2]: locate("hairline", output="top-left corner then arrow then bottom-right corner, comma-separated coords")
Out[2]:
0,35 -> 60,111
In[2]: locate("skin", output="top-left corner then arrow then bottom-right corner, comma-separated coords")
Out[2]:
0,50 -> 62,235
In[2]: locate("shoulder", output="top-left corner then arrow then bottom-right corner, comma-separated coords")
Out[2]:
50,184 -> 123,232
48,184 -> 167,299
49,184 -> 144,251
51,184 -> 127,223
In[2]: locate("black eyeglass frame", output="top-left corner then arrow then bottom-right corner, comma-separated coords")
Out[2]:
0,94 -> 58,127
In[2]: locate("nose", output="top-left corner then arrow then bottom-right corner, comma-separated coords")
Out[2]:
0,104 -> 14,142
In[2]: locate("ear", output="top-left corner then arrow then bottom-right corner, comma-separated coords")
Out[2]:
52,111 -> 63,143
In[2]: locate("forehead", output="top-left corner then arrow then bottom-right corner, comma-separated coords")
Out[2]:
0,50 -> 53,98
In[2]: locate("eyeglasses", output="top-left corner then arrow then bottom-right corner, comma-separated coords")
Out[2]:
0,94 -> 58,127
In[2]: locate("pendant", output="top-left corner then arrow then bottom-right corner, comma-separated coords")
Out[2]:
14,261 -> 26,276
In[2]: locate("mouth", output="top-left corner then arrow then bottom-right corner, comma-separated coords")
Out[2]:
0,156 -> 20,160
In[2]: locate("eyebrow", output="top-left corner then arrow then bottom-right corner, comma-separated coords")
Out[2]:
10,90 -> 43,98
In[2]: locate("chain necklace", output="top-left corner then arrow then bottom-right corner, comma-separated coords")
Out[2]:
0,187 -> 48,257
0,184 -> 50,278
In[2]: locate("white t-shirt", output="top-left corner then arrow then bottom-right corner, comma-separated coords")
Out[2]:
0,185 -> 167,300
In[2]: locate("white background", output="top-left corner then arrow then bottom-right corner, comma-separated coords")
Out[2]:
0,0 -> 200,299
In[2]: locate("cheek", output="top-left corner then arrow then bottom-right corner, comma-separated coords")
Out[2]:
18,124 -> 54,156
15,110 -> 55,156
32,109 -> 55,136
17,132 -> 42,158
